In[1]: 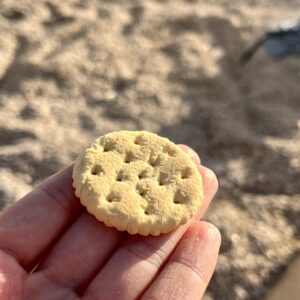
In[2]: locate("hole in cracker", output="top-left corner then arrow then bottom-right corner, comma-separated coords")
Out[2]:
148,156 -> 158,167
144,210 -> 150,215
138,170 -> 148,179
106,193 -> 119,203
124,152 -> 134,163
163,145 -> 176,157
181,167 -> 192,179
103,145 -> 110,152
116,170 -> 126,182
134,135 -> 144,145
173,190 -> 188,204
139,190 -> 147,197
103,140 -> 115,152
158,172 -> 169,186
91,165 -> 104,175
136,185 -> 147,197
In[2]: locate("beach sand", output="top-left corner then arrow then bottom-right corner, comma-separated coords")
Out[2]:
0,1 -> 299,299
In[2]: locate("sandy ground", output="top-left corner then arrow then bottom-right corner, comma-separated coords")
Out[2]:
0,0 -> 300,299
265,255 -> 300,300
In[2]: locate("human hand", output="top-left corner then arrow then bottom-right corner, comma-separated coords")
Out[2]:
0,145 -> 220,300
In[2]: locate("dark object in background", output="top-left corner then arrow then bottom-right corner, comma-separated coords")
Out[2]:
240,19 -> 300,64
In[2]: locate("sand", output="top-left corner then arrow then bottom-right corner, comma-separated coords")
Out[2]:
265,255 -> 300,300
0,0 -> 299,299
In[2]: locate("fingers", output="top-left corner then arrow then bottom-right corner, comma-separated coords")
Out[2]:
196,165 -> 218,218
36,212 -> 124,290
31,144 -> 216,297
82,223 -> 193,300
178,144 -> 218,218
141,221 -> 221,300
82,162 -> 218,300
178,144 -> 201,165
0,251 -> 26,299
0,165 -> 82,269
0,142 -> 217,300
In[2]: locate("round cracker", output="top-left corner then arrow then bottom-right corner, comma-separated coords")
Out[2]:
72,131 -> 203,236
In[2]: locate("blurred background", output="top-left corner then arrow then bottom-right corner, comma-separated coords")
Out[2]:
0,0 -> 299,299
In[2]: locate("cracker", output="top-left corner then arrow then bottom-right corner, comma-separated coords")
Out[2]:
72,131 -> 203,236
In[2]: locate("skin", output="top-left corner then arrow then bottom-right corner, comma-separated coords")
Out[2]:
0,145 -> 221,300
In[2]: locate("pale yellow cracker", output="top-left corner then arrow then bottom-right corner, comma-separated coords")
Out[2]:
72,131 -> 203,236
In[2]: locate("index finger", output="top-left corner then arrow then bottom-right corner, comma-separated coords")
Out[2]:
0,165 -> 82,269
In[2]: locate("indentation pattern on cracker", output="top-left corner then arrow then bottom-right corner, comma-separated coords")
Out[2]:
72,131 -> 203,236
